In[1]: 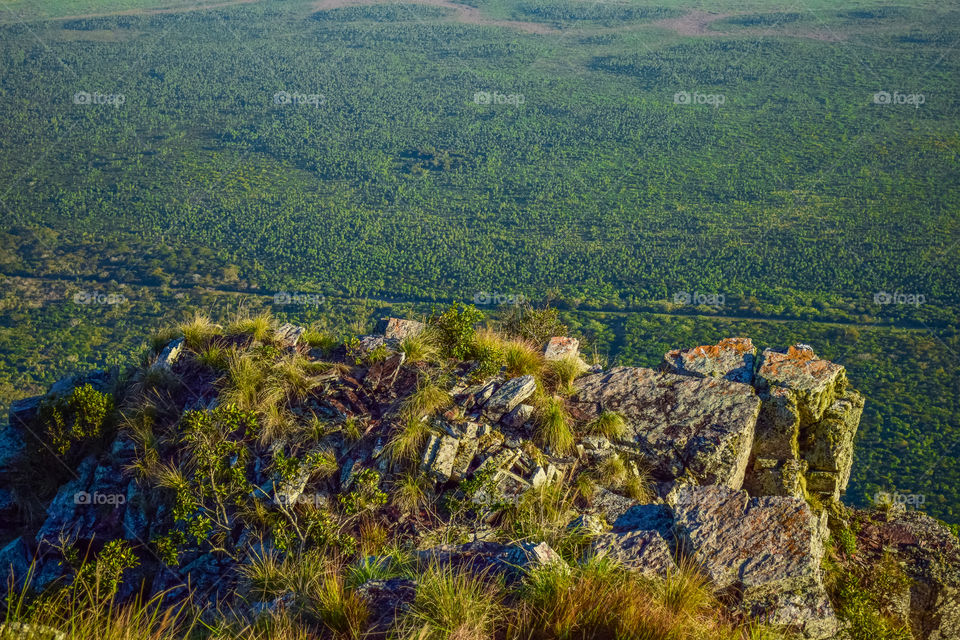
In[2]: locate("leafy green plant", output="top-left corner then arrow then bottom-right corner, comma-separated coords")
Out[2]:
37,384 -> 114,457
338,469 -> 388,516
428,303 -> 483,360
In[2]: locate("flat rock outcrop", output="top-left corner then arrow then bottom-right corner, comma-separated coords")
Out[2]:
571,367 -> 760,493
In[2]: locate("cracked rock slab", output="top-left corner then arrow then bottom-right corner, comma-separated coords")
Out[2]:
672,485 -> 836,639
571,367 -> 760,491
485,375 -> 536,421
589,529 -> 677,578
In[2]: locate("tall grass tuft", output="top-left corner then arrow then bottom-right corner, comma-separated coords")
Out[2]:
584,411 -> 627,441
503,339 -> 544,379
396,563 -> 503,640
533,396 -> 575,455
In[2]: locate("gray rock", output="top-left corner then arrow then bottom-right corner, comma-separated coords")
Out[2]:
274,323 -> 305,348
501,404 -> 534,429
611,503 -> 674,538
543,337 -> 580,361
801,390 -> 864,501
589,529 -> 677,578
592,488 -> 640,525
755,345 -> 846,425
378,317 -> 425,340
662,338 -> 756,384
151,337 -> 184,370
421,434 -> 461,483
854,509 -> 960,639
485,375 -> 537,421
0,537 -> 31,589
356,577 -> 416,632
567,513 -> 606,536
571,367 -> 760,491
743,458 -> 808,499
671,485 -> 837,638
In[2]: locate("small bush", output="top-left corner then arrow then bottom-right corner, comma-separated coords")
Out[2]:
38,383 -> 114,456
428,302 -> 484,359
468,329 -> 506,381
503,339 -> 544,378
584,411 -> 626,440
500,303 -> 568,345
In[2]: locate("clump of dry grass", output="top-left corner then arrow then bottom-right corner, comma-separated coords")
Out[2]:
395,563 -> 504,640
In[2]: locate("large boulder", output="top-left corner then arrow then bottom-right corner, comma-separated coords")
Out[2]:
671,485 -> 836,638
755,345 -> 846,425
571,367 -> 760,492
662,337 -> 756,384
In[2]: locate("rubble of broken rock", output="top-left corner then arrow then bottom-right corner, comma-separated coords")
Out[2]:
0,319 -> 957,639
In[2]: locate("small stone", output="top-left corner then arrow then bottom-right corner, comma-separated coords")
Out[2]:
274,323 -> 305,348
501,404 -> 533,429
485,375 -> 537,421
151,338 -> 184,370
378,317 -> 425,340
543,337 -> 580,361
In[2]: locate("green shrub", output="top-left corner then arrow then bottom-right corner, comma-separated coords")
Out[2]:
500,303 -> 568,345
428,302 -> 484,359
38,383 -> 114,456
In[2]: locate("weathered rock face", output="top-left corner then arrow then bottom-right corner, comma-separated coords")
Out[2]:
662,337 -> 756,384
543,336 -> 580,361
151,337 -> 185,369
756,345 -> 846,425
854,509 -> 960,640
671,485 -> 836,639
589,529 -> 677,577
571,367 -> 760,492
377,317 -> 425,341
484,375 -> 536,422
748,344 -> 862,503
274,324 -> 305,349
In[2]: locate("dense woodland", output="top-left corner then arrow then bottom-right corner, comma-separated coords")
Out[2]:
0,0 -> 958,525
